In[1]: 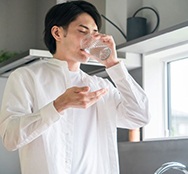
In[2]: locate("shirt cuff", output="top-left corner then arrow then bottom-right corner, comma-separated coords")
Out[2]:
40,102 -> 64,126
106,61 -> 130,81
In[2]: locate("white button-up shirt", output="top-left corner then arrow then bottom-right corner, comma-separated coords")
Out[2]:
0,58 -> 149,174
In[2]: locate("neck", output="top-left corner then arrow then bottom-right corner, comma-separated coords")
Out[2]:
67,61 -> 80,71
53,55 -> 80,72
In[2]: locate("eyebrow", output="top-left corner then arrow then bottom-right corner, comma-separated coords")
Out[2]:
79,24 -> 98,32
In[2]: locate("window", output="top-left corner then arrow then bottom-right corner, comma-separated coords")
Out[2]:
142,43 -> 188,140
167,58 -> 188,137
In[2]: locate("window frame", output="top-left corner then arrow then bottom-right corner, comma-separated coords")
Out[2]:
142,43 -> 188,141
166,57 -> 188,137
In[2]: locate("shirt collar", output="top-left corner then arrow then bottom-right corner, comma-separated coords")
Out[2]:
45,57 -> 90,82
46,58 -> 69,68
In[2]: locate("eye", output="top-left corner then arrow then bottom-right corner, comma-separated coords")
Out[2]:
78,30 -> 87,34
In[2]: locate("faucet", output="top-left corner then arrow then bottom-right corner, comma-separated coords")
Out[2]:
154,162 -> 188,174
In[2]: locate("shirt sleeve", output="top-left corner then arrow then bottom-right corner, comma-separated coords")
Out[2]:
106,61 -> 150,129
0,69 -> 63,151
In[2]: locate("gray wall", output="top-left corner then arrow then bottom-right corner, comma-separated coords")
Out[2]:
142,0 -> 188,31
0,0 -> 37,52
87,0 -> 106,33
36,0 -> 56,49
0,144 -> 20,174
0,0 -> 56,53
105,0 -> 188,45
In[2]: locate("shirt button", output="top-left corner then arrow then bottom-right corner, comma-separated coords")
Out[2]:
65,159 -> 71,164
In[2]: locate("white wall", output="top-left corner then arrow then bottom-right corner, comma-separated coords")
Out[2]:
142,53 -> 166,139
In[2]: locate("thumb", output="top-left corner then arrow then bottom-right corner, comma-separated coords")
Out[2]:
74,86 -> 90,93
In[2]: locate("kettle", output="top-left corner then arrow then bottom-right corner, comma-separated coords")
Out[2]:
127,6 -> 160,41
101,6 -> 160,42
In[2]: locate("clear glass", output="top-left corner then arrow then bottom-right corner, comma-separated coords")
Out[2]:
80,34 -> 111,60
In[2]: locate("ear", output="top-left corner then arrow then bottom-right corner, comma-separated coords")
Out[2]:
51,26 -> 63,41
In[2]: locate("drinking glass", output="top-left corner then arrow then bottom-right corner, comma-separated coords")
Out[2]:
81,34 -> 111,60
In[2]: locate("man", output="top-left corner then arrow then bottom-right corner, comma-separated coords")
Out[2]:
0,1 -> 149,174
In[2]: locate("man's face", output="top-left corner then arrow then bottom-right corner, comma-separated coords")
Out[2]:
59,13 -> 98,63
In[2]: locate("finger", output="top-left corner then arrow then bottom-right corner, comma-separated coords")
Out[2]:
96,88 -> 108,97
89,88 -> 108,99
72,88 -> 108,109
101,35 -> 112,43
84,89 -> 108,108
73,86 -> 90,93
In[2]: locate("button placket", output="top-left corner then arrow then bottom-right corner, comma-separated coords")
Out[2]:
65,109 -> 74,173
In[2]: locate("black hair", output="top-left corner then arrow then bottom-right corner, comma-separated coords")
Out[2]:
44,1 -> 102,54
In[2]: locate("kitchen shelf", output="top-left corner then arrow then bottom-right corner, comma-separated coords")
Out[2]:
0,49 -> 52,75
116,20 -> 188,55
